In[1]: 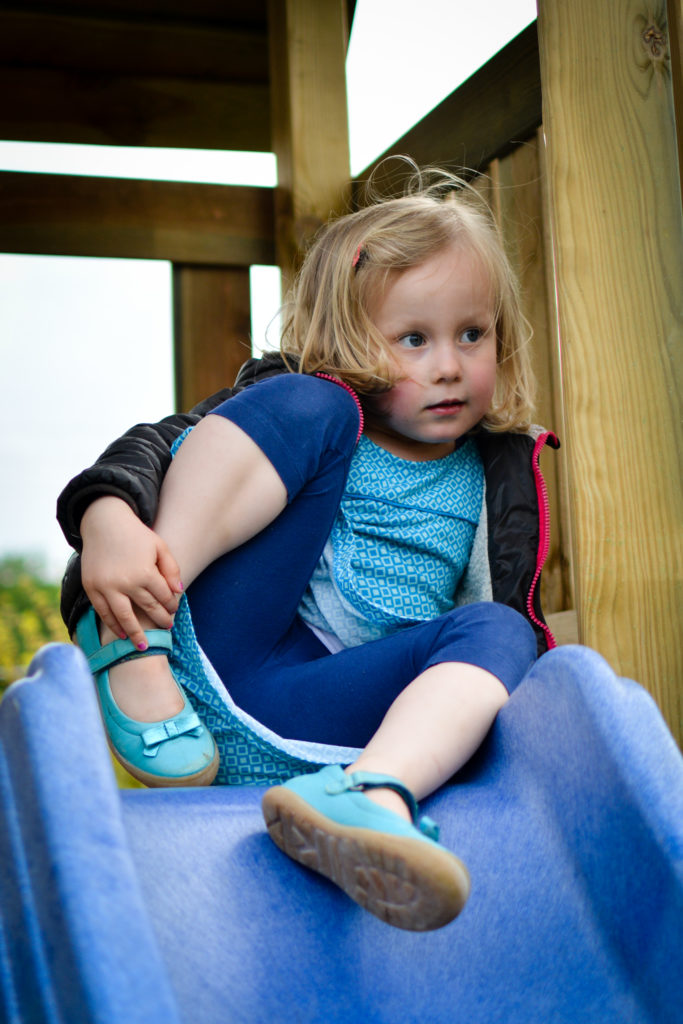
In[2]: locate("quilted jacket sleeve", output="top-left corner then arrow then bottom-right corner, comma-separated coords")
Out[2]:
57,411 -> 200,551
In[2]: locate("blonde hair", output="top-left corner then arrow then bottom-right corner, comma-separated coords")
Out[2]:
280,167 -> 535,432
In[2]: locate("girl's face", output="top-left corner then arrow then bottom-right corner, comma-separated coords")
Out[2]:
365,241 -> 498,461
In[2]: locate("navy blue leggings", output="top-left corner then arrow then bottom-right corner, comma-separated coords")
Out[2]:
185,375 -> 537,747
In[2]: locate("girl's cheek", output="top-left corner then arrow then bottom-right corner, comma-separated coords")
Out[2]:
485,363 -> 498,398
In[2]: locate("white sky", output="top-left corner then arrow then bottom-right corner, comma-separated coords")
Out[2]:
0,0 -> 536,579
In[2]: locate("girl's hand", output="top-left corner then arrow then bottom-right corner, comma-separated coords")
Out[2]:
80,496 -> 183,649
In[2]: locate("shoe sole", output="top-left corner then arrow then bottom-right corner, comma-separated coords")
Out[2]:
108,739 -> 220,788
262,786 -> 470,931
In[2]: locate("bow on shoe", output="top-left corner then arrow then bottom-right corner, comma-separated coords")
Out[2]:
141,712 -> 204,757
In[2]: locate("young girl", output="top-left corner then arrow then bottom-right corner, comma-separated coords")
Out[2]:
58,172 -> 557,932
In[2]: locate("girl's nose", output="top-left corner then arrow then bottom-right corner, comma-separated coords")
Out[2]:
432,345 -> 462,382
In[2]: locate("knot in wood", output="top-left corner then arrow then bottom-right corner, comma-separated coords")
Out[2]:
642,24 -> 667,60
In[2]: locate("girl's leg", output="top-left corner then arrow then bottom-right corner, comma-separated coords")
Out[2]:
347,661 -> 508,819
348,605 -> 536,818
339,605 -> 535,817
262,603 -> 536,930
104,375 -> 360,720
100,416 -> 288,718
225,599 -> 534,746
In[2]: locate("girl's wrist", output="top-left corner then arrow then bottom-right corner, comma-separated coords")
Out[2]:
80,495 -> 136,538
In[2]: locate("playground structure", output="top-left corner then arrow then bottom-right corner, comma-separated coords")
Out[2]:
1,0 -> 680,736
2,640 -> 682,1022
0,2 -> 682,1021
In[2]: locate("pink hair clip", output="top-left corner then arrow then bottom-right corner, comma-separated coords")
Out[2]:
352,243 -> 366,270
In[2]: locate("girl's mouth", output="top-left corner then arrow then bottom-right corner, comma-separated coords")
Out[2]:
427,399 -> 465,415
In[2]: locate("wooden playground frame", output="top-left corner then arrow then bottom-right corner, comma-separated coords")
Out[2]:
0,1 -> 680,744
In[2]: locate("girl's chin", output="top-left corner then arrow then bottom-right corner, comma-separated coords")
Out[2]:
365,426 -> 458,461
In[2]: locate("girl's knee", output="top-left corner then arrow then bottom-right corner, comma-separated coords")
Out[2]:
275,373 -> 360,427
465,601 -> 536,657
210,373 -> 362,499
226,373 -> 361,452
430,602 -> 536,695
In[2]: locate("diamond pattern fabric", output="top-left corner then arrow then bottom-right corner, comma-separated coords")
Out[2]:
300,435 -> 483,646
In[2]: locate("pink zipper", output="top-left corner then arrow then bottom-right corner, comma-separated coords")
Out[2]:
527,431 -> 559,650
316,376 -> 556,649
314,372 -> 365,443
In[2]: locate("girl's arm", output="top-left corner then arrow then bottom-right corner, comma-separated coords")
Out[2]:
57,354 -> 286,549
57,352 -> 289,636
57,395 -> 231,550
57,388 -> 235,639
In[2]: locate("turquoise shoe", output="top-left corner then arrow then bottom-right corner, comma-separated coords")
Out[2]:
262,764 -> 470,930
75,607 -> 219,787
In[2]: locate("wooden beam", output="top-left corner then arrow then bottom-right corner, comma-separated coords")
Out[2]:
0,9 -> 268,82
667,0 -> 683,202
0,172 -> 275,265
268,0 -> 351,284
537,0 -> 683,742
174,266 -> 253,410
488,135 -> 572,616
33,1 -> 268,23
0,68 -> 270,151
358,23 -> 542,185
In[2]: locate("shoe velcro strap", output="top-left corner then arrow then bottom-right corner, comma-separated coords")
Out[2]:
86,629 -> 173,675
328,770 -> 420,822
328,770 -> 441,841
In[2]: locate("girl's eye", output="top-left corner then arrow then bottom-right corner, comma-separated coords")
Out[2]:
397,333 -> 426,349
461,328 -> 483,344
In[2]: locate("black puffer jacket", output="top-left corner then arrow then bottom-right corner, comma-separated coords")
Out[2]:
58,354 -> 559,655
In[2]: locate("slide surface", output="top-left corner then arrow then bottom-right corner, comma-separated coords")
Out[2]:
1,641 -> 681,1023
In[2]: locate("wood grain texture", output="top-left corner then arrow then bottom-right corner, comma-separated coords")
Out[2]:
0,67 -> 271,151
0,173 -> 275,266
268,0 -> 351,283
173,266 -> 253,410
489,137 -> 572,615
545,610 -> 580,646
0,9 -> 269,81
667,0 -> 683,200
538,0 -> 683,741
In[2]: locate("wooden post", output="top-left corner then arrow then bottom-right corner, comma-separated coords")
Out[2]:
537,0 -> 683,741
173,266 -> 253,410
667,0 -> 683,201
268,0 -> 351,288
487,136 -> 573,619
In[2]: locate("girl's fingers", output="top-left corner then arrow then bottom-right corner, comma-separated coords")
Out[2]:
143,572 -> 181,618
83,581 -> 127,634
131,593 -> 175,631
89,593 -> 130,638
156,545 -> 184,595
87,593 -> 116,638
107,596 -> 148,651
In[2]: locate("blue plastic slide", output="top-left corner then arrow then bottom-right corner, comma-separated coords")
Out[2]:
1,641 -> 681,1023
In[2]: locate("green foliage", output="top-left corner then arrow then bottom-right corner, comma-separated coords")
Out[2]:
0,554 -> 143,788
0,555 -> 69,690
